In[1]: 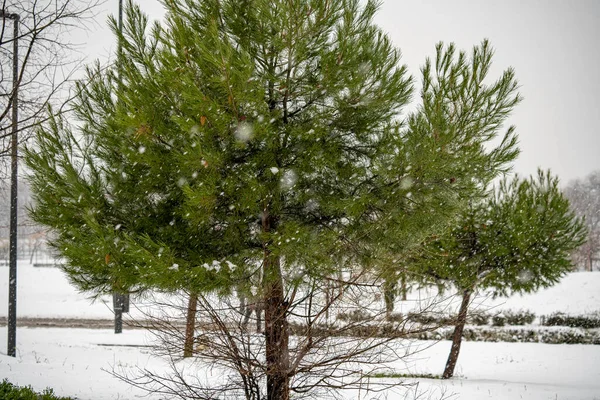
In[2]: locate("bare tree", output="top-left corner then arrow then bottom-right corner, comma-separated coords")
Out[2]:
565,171 -> 600,271
0,0 -> 100,176
114,272 -> 448,400
0,0 -> 101,254
0,176 -> 53,260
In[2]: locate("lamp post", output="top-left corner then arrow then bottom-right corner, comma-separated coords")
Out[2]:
2,8 -> 20,358
113,0 -> 125,334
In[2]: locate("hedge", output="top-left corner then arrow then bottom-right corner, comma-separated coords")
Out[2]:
0,380 -> 74,400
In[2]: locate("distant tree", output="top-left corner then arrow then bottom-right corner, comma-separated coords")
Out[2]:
564,171 -> 600,271
414,170 -> 586,379
26,1 -> 523,398
0,178 -> 45,260
0,0 -> 99,173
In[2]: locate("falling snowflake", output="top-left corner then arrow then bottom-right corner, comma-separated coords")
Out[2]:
235,121 -> 254,143
280,169 -> 297,190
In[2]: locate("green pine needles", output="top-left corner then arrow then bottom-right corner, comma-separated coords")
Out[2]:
25,0 -> 529,398
411,170 -> 586,379
25,1 -> 519,296
419,169 -> 586,296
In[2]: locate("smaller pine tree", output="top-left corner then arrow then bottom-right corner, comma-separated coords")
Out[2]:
413,170 -> 586,379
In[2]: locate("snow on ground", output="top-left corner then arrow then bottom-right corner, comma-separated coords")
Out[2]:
0,261 -> 115,319
0,328 -> 156,400
395,272 -> 600,318
0,261 -> 176,320
1,327 -> 600,400
1,262 -> 600,399
485,272 -> 600,315
1,262 -> 600,320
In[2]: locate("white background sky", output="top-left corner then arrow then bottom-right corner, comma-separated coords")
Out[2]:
79,0 -> 600,185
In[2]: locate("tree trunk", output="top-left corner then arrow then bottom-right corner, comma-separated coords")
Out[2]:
400,274 -> 408,301
262,213 -> 290,400
264,256 -> 290,400
325,280 -> 331,323
383,279 -> 396,318
442,288 -> 472,379
183,292 -> 198,358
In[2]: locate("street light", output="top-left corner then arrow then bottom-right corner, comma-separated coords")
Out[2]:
112,0 -> 127,335
1,8 -> 20,358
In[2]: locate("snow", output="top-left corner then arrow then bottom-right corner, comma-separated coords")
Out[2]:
1,329 -> 599,400
486,272 -> 600,315
396,272 -> 600,318
234,121 -> 253,142
391,340 -> 600,400
280,169 -> 297,190
1,260 -> 599,323
1,263 -> 600,399
0,328 -> 156,400
0,261 -> 115,319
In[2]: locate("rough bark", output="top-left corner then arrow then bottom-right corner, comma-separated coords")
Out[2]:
442,288 -> 472,379
183,292 -> 198,358
383,279 -> 396,318
262,212 -> 290,400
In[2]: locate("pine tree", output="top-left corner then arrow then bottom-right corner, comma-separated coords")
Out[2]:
26,1 -> 521,398
379,39 -> 522,317
414,170 -> 586,379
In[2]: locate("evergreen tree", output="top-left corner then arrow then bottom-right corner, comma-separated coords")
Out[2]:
414,170 -> 586,379
379,39 -> 522,316
26,1 -> 520,398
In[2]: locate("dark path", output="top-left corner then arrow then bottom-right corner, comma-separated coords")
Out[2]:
0,317 -> 154,329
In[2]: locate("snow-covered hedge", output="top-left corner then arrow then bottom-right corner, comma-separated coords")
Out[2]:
491,310 -> 536,326
541,312 -> 600,329
415,326 -> 600,345
289,322 -> 600,344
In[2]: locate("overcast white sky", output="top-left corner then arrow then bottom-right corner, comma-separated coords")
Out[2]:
81,0 -> 600,185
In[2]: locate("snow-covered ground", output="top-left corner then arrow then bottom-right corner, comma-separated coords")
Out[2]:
485,272 -> 600,315
2,261 -> 599,319
0,261 -> 116,319
1,262 -> 600,399
1,327 -> 599,400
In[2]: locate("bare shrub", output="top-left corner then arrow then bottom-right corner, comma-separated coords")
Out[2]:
113,273 -> 447,400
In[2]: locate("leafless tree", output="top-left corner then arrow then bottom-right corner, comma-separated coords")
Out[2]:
0,0 -> 100,177
0,177 -> 49,261
113,271 -> 449,400
564,171 -> 600,271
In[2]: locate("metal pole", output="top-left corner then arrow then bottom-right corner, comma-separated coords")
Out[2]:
113,0 -> 124,335
3,9 -> 20,358
113,292 -> 123,334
